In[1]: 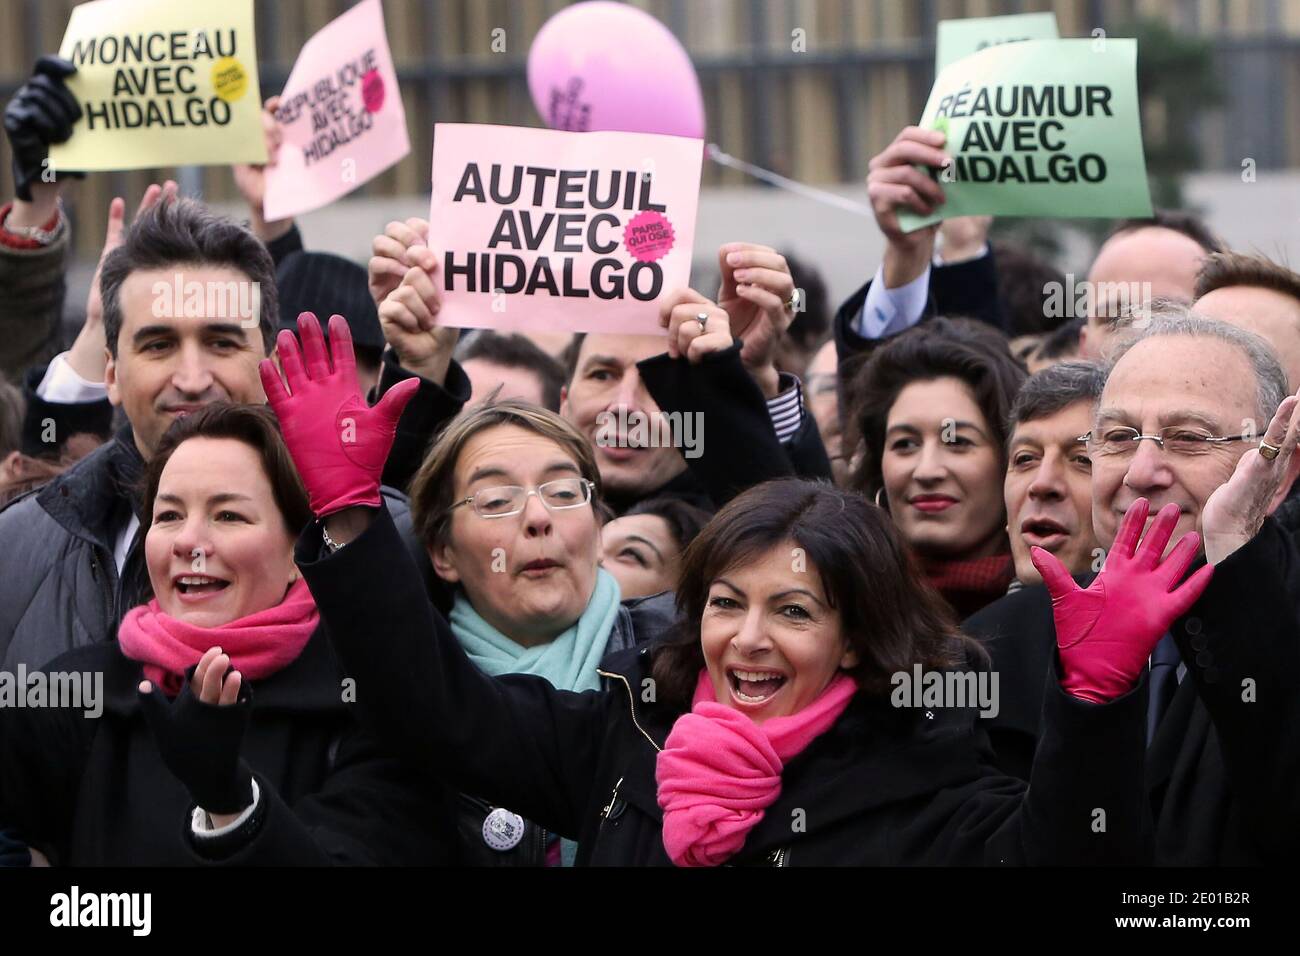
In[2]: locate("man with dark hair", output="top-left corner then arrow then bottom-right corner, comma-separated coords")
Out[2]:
458,331 -> 566,411
1194,251 -> 1300,392
0,196 -> 279,671
1003,362 -> 1106,589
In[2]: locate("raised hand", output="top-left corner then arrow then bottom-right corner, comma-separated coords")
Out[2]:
3,55 -> 83,202
1202,388 -> 1300,565
867,126 -> 947,288
231,95 -> 290,242
376,242 -> 458,384
260,312 -> 418,517
368,217 -> 430,306
660,288 -> 734,364
715,242 -> 795,394
1032,498 -> 1215,704
137,647 -> 254,816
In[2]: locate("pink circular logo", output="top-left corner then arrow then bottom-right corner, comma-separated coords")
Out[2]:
361,69 -> 385,113
622,210 -> 675,263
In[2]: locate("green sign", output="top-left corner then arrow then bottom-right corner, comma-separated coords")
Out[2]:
899,38 -> 1154,233
935,12 -> 1060,73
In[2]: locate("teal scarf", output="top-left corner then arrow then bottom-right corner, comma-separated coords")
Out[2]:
449,568 -> 622,693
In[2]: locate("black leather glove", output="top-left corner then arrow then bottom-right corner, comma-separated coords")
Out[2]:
3,55 -> 84,201
138,669 -> 256,816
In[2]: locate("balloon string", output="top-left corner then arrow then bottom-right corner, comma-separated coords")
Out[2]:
705,144 -> 875,217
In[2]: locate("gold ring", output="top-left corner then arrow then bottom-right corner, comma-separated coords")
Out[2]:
1259,440 -> 1281,461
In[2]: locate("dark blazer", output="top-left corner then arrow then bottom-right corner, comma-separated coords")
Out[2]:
376,340 -> 831,515
0,629 -> 456,866
297,505 -> 1153,866
832,251 -> 1006,417
963,518 -> 1300,864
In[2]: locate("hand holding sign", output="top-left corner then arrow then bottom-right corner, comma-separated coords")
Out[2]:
3,55 -> 84,201
868,127 -> 947,244
262,0 -> 410,221
377,244 -> 458,386
897,39 -> 1153,231
49,0 -> 266,172
232,96 -> 291,242
368,217 -> 430,306
430,123 -> 702,336
660,289 -> 734,364
717,242 -> 796,398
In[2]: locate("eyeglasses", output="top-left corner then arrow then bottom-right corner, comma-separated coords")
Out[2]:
1080,426 -> 1257,458
447,478 -> 595,519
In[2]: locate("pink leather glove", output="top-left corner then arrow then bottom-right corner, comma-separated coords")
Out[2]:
259,312 -> 418,518
1030,498 -> 1215,704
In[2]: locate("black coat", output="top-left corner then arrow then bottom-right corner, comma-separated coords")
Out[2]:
375,342 -> 831,515
0,629 -> 456,866
963,518 -> 1300,864
451,590 -> 677,867
298,505 -> 1153,866
832,251 -> 1006,420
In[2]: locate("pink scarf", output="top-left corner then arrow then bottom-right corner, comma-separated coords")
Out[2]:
655,668 -> 857,867
117,579 -> 320,696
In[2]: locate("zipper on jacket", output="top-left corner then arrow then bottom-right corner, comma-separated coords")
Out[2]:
769,846 -> 789,867
596,669 -> 662,753
599,777 -> 625,821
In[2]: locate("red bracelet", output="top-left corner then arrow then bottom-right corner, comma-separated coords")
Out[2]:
0,202 -> 63,250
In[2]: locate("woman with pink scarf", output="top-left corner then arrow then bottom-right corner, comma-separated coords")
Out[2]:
0,403 -> 453,866
271,313 -> 1211,866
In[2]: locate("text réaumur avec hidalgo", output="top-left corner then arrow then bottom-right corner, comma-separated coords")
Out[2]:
936,83 -> 1116,183
448,164 -> 670,300
69,30 -> 241,129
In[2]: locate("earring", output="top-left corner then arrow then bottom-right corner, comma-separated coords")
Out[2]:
874,486 -> 886,509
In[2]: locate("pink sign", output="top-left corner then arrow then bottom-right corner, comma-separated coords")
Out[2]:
429,123 -> 703,335
263,0 -> 409,221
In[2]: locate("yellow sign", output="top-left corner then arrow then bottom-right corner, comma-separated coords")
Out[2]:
49,0 -> 267,172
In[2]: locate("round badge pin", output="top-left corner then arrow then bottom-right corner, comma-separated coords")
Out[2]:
483,807 -> 526,852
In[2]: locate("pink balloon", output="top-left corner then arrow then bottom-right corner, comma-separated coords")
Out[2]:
527,1 -> 705,139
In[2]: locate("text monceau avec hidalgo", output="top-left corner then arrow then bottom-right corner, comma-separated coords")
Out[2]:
937,83 -> 1115,183
447,164 -> 669,301
69,30 -> 241,129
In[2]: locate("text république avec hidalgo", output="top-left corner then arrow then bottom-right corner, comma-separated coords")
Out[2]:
937,83 -> 1117,183
447,164 -> 670,301
68,30 -> 242,129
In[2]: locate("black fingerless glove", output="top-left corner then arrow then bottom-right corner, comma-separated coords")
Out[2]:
138,671 -> 255,816
0,827 -> 33,867
3,55 -> 84,201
